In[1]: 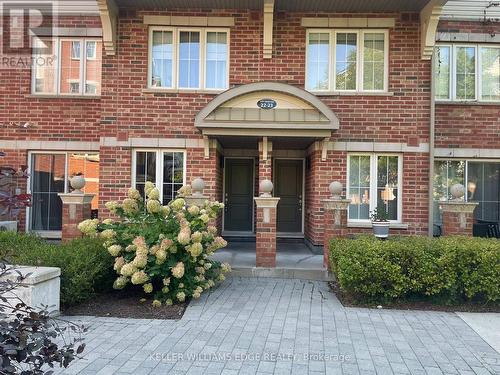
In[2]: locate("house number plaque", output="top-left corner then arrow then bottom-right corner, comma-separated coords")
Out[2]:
257,99 -> 277,109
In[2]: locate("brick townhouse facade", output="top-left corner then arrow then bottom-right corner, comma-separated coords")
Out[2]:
0,1 -> 498,252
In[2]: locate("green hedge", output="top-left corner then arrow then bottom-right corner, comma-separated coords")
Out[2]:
329,236 -> 500,304
0,232 -> 114,307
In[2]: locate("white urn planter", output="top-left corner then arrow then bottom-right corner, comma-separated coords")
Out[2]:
372,221 -> 390,239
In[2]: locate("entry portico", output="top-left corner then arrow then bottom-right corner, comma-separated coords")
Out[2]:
194,82 -> 340,246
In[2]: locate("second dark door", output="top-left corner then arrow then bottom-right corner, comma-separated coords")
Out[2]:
224,158 -> 254,233
275,159 -> 303,233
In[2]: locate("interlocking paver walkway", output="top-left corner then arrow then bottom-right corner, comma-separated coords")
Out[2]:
57,277 -> 500,374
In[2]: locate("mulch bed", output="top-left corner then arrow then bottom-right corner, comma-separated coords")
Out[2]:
329,281 -> 500,313
63,290 -> 187,319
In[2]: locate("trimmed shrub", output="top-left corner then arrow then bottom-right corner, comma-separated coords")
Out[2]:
0,232 -> 114,307
330,235 -> 500,304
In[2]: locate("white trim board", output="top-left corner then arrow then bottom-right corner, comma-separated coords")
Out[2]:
100,137 -> 216,149
309,141 -> 429,153
434,148 -> 500,159
0,140 -> 99,151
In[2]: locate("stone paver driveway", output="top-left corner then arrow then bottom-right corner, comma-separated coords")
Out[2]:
58,277 -> 500,375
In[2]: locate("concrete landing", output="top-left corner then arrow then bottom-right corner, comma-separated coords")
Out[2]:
210,240 -> 331,281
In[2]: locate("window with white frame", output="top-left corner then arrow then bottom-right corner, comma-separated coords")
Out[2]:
149,27 -> 229,90
133,150 -> 186,205
433,160 -> 500,224
347,154 -> 402,222
32,38 -> 102,95
435,44 -> 500,101
28,152 -> 100,235
306,29 -> 388,92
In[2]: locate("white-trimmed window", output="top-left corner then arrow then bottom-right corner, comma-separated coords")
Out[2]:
347,154 -> 402,222
434,160 -> 500,224
132,150 -> 186,204
28,152 -> 100,237
148,27 -> 229,90
306,29 -> 389,93
32,38 -> 102,96
435,44 -> 500,102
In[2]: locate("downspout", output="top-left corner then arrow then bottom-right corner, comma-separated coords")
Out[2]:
428,50 -> 436,237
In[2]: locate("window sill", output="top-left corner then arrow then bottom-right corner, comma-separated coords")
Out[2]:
28,94 -> 100,100
310,91 -> 394,97
347,222 -> 409,229
142,88 -> 225,95
435,100 -> 500,106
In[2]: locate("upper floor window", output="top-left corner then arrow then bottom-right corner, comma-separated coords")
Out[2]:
32,38 -> 102,96
306,29 -> 388,93
435,44 -> 500,102
148,27 -> 229,91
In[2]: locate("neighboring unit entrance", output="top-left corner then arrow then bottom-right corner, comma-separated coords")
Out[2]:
223,158 -> 254,234
274,159 -> 304,234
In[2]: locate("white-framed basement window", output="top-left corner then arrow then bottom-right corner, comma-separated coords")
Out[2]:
132,149 -> 186,204
435,44 -> 500,102
306,29 -> 389,93
32,38 -> 102,96
148,27 -> 229,91
346,154 -> 403,222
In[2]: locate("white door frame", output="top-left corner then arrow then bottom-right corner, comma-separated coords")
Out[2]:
26,151 -> 68,239
273,157 -> 306,238
222,156 -> 256,236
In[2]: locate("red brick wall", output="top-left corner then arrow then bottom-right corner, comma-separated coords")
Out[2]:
305,150 -> 429,246
435,105 -> 500,149
0,16 -> 102,143
103,10 -> 429,145
435,20 -> 500,150
0,10 -> 446,243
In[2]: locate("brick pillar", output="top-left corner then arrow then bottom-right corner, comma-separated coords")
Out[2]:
322,199 -> 350,268
58,193 -> 94,242
258,137 -> 272,186
440,201 -> 478,236
254,194 -> 280,267
322,181 -> 350,268
254,137 -> 279,267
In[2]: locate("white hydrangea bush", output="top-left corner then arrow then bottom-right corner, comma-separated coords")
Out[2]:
78,182 -> 230,306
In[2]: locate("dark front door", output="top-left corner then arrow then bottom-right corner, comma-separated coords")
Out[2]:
275,159 -> 303,233
224,158 -> 254,233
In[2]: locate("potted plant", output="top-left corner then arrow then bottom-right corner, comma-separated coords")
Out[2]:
370,205 -> 390,239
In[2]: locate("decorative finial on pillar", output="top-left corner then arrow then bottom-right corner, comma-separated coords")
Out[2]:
450,183 -> 465,201
329,181 -> 343,199
259,179 -> 273,197
70,175 -> 86,194
191,178 -> 205,198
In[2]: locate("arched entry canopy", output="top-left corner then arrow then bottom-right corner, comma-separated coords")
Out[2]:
195,82 -> 339,141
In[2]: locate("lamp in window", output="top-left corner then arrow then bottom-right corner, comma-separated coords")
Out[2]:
350,193 -> 360,205
362,189 -> 370,204
152,76 -> 161,87
467,181 -> 476,200
381,184 -> 395,203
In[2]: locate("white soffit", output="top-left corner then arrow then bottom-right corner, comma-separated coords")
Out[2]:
441,0 -> 500,21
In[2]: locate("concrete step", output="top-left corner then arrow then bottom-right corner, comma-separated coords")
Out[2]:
230,267 -> 332,281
